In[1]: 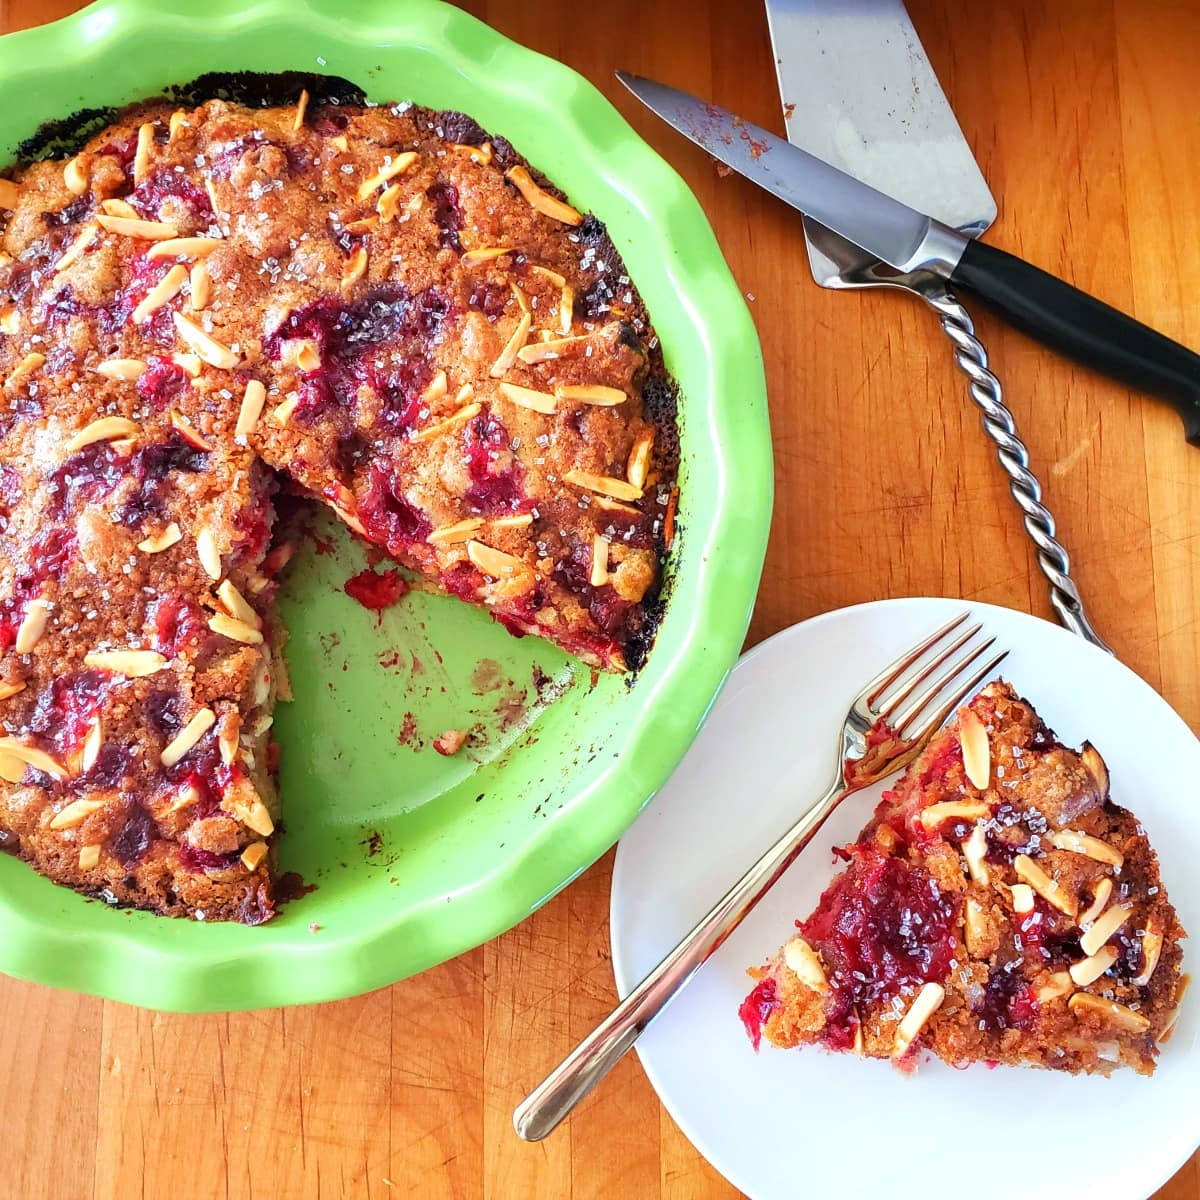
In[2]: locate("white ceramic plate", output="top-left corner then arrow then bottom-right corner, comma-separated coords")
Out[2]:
611,598 -> 1199,1200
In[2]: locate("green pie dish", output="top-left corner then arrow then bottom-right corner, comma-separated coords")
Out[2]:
0,0 -> 771,1010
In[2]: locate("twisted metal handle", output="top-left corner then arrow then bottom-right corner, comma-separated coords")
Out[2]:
921,286 -> 1112,654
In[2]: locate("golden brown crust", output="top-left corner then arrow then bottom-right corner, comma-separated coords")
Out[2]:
744,682 -> 1186,1076
0,93 -> 679,921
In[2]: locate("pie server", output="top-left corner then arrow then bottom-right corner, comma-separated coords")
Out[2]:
617,69 -> 1200,644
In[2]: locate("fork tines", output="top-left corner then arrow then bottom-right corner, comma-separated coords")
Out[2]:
871,613 -> 1008,742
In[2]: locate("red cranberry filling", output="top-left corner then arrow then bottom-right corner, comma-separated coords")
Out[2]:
975,962 -> 1039,1032
553,539 -> 635,639
27,669 -> 108,757
0,530 -> 77,649
357,463 -> 431,551
130,167 -> 214,224
179,842 -> 241,873
263,285 -> 451,426
118,432 -> 210,527
153,592 -> 205,657
425,180 -> 463,250
462,411 -> 526,515
738,976 -> 780,1051
798,844 -> 959,1050
47,441 -> 130,518
136,355 -> 190,409
467,280 -> 509,320
343,567 -> 409,611
110,802 -> 158,866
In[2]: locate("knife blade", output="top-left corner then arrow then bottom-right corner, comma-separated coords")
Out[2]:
616,70 -> 1200,445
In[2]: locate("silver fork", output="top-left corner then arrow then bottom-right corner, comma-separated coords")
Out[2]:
513,613 -> 1007,1141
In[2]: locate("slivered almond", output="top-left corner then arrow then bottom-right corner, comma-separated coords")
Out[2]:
962,822 -> 990,885
626,429 -> 654,490
1068,991 -> 1150,1033
590,533 -> 610,587
490,513 -> 533,530
6,352 -> 45,392
454,383 -> 475,404
1080,903 -> 1132,957
235,379 -> 266,436
530,264 -> 566,287
428,517 -> 484,546
78,844 -> 101,870
0,738 -> 65,781
94,358 -> 147,381
167,783 -> 201,813
100,198 -> 137,218
168,110 -> 188,141
65,416 -> 139,453
169,409 -> 212,451
1081,743 -> 1109,795
376,182 -> 403,222
228,795 -> 274,838
52,223 -> 98,275
594,494 -> 640,517
208,612 -> 264,645
64,156 -> 89,195
0,681 -> 26,701
172,312 -> 239,368
0,179 -> 21,209
1079,877 -> 1113,927
517,332 -> 592,364
190,262 -> 212,311
1011,883 -> 1036,914
498,381 -> 556,414
205,177 -> 224,220
1014,853 -> 1077,917
171,352 -> 203,377
160,707 -> 216,768
80,718 -> 102,774
783,936 -> 827,991
559,284 -> 574,334
293,88 -> 309,131
341,245 -> 368,290
280,338 -> 319,371
0,305 -> 19,335
49,796 -> 105,829
15,598 -> 50,653
96,213 -> 179,240
489,312 -> 532,378
563,468 -> 642,502
271,395 -> 300,425
0,752 -> 25,782
505,165 -> 583,225
466,540 -> 528,579
241,841 -> 269,871
147,236 -> 223,261
83,649 -> 166,677
918,800 -> 989,830
356,151 -> 418,200
138,522 -> 182,554
452,140 -> 492,165
510,282 -> 529,314
1069,945 -> 1118,987
1046,829 -> 1123,868
462,246 -> 512,265
218,716 -> 240,767
420,370 -> 448,405
959,708 -> 991,789
964,898 -> 989,957
196,527 -> 221,579
132,263 -> 188,322
133,122 -> 155,185
891,982 -> 945,1059
1132,929 -> 1163,987
217,579 -> 258,627
1159,975 -> 1190,1043
412,401 -> 481,443
1037,971 -> 1074,1002
555,383 -> 626,406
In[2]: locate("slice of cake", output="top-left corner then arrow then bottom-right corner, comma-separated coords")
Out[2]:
741,681 -> 1187,1074
0,85 -> 679,921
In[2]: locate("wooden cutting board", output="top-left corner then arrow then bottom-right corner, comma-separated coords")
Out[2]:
0,1 -> 1195,1196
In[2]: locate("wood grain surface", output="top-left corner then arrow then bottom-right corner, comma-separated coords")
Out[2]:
0,1 -> 1196,1196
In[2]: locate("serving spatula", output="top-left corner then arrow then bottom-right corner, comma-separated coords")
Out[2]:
762,0 -> 1106,650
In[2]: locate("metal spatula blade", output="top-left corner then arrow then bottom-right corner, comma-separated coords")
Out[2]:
766,0 -> 995,289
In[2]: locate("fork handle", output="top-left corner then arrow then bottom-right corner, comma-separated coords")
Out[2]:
512,776 -> 846,1142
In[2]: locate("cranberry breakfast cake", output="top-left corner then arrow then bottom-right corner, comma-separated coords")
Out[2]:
741,682 -> 1186,1075
0,87 -> 679,922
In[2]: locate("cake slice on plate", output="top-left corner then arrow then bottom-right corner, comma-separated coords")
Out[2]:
740,681 -> 1187,1074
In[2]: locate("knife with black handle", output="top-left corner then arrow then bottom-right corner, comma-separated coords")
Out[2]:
617,71 -> 1200,446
